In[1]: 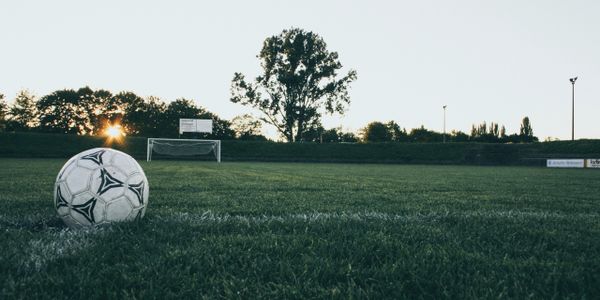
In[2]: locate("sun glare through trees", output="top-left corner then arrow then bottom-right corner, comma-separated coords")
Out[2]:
104,123 -> 124,140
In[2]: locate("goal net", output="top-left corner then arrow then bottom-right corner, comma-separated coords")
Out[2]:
147,138 -> 221,162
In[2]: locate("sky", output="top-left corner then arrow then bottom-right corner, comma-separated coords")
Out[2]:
1,0 -> 598,140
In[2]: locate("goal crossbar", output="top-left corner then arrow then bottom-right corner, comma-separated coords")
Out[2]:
147,138 -> 221,162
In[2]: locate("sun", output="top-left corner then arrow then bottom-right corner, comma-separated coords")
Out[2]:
104,124 -> 125,139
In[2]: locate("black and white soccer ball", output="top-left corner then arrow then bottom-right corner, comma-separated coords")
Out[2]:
54,148 -> 149,228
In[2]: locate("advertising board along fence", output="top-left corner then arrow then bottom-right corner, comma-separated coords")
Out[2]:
547,159 -> 600,168
547,159 -> 585,168
586,159 -> 600,168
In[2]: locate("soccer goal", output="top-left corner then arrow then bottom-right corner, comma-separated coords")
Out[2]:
147,138 -> 221,162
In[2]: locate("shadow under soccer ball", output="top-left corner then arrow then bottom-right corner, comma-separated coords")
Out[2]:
54,148 -> 149,229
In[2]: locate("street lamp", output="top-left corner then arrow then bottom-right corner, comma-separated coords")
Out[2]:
569,76 -> 577,141
443,105 -> 447,143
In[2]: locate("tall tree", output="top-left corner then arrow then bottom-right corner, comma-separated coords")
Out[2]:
500,125 -> 506,139
362,122 -> 391,142
320,128 -> 341,143
231,28 -> 357,142
409,126 -> 443,143
450,130 -> 470,142
123,96 -> 167,137
85,88 -> 118,135
117,91 -> 146,134
520,117 -> 532,137
470,121 -> 504,142
386,121 -> 408,142
42,86 -> 128,135
318,127 -> 358,143
8,90 -> 38,130
478,122 -> 487,138
490,122 -> 499,137
340,132 -> 358,143
519,116 -> 537,142
76,86 -> 115,135
37,89 -> 83,134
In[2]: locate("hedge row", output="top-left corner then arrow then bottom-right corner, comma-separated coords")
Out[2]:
1,132 -> 599,166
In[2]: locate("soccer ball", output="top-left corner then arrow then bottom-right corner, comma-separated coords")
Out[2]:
54,148 -> 149,228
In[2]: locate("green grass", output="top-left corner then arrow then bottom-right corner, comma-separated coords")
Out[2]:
1,158 -> 599,299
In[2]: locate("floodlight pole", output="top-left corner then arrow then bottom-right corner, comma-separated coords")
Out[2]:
570,77 -> 577,141
443,105 -> 447,143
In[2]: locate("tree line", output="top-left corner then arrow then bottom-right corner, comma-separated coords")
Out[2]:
0,89 -> 538,143
0,88 -> 264,140
359,118 -> 538,143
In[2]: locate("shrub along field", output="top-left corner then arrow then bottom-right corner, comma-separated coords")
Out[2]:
0,158 -> 599,298
1,132 -> 600,165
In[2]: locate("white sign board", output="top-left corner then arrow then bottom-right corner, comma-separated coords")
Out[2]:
586,159 -> 600,168
547,159 -> 584,168
179,119 -> 213,134
179,119 -> 196,134
195,119 -> 213,133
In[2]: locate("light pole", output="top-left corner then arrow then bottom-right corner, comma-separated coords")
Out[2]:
443,105 -> 447,143
569,76 -> 577,141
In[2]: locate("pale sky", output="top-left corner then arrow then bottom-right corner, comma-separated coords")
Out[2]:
1,0 -> 598,140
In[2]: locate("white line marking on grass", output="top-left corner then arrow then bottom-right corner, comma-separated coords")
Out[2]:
155,210 -> 599,225
22,228 -> 107,272
0,214 -> 110,272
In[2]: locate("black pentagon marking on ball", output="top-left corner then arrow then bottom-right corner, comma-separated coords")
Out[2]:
97,168 -> 124,195
81,150 -> 106,166
71,197 -> 97,224
56,185 -> 69,209
128,181 -> 145,205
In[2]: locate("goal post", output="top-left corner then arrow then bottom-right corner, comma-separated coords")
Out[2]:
147,138 -> 221,162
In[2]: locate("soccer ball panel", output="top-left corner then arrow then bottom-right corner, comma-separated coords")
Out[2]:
57,206 -> 70,217
93,198 -> 106,223
110,152 -> 140,176
64,167 -> 93,195
105,197 -> 134,222
124,189 -> 140,208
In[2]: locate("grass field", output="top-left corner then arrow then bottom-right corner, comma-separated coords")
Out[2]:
1,158 -> 599,299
